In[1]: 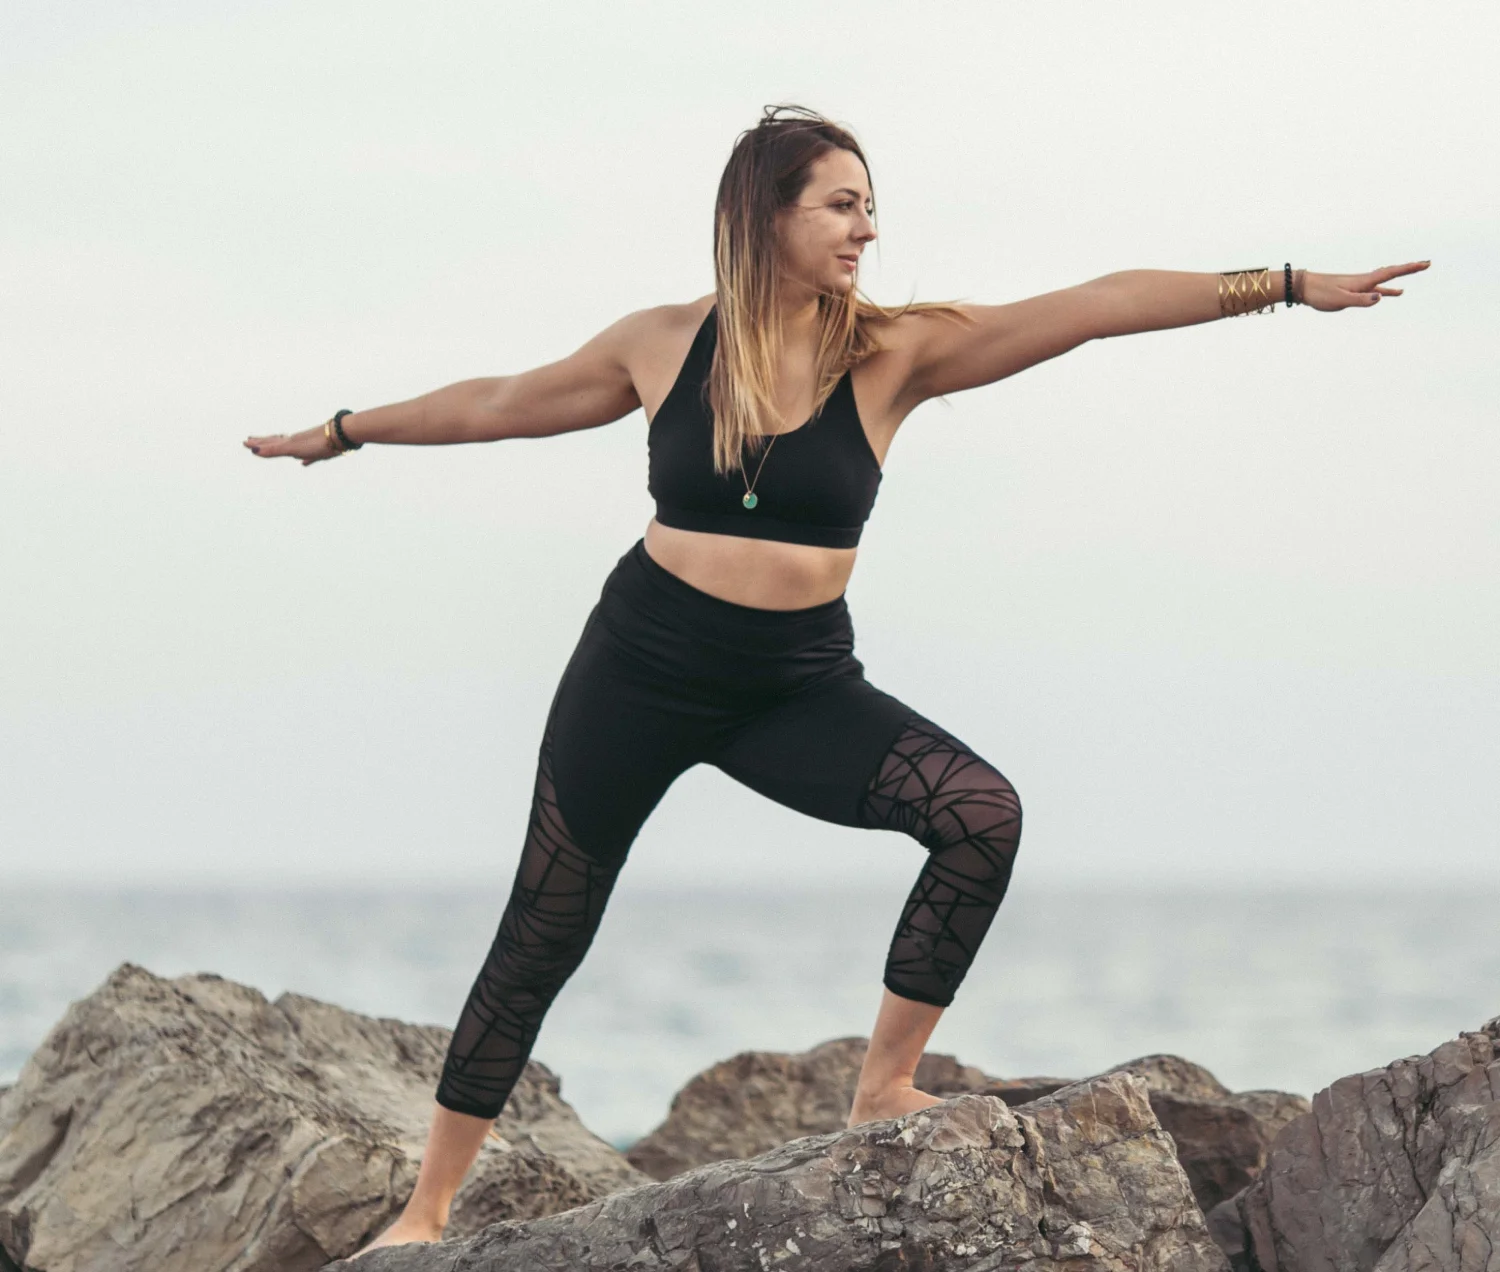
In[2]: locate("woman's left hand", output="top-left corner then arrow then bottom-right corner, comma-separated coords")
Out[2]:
1301,260 -> 1430,312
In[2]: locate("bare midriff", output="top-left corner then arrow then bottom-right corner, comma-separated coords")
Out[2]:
643,520 -> 857,610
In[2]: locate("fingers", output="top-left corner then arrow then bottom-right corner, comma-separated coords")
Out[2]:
1344,260 -> 1427,308
243,432 -> 292,458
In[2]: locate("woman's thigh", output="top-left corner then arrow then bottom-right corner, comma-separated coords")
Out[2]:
708,670 -> 920,828
543,606 -> 710,867
711,673 -> 1021,848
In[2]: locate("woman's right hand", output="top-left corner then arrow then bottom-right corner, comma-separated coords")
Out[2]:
243,425 -> 341,466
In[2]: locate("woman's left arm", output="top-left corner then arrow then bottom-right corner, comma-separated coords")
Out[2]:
902,260 -> 1430,404
1091,260 -> 1430,335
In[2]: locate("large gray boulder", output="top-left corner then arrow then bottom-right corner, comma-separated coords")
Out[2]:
1095,1056 -> 1312,1214
1210,1014 -> 1500,1272
335,1070 -> 1230,1272
0,963 -> 648,1272
623,1034 -> 1071,1182
626,1037 -> 1307,1215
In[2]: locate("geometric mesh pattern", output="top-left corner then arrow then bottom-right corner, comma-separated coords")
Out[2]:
858,715 -> 1023,1008
435,713 -> 625,1120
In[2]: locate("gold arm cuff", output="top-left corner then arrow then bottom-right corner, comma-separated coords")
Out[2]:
1218,267 -> 1276,317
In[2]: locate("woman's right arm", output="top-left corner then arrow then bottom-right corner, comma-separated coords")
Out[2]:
244,309 -> 651,465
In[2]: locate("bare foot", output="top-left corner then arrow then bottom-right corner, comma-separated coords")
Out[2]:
846,1083 -> 945,1128
350,1213 -> 445,1259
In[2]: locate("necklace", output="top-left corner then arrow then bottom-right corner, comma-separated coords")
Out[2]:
740,434 -> 777,509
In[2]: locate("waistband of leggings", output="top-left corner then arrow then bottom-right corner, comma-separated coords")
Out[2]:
611,538 -> 851,631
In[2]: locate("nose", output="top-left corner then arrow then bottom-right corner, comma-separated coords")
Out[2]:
854,208 -> 877,243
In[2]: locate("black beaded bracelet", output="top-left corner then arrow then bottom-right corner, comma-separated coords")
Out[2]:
332,408 -> 363,450
1283,263 -> 1297,307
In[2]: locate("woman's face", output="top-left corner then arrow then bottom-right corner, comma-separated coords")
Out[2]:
776,148 -> 877,299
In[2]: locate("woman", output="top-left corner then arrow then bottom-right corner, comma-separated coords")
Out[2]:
245,105 -> 1427,1251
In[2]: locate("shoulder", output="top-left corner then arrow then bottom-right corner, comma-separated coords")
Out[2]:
622,296 -> 717,423
613,296 -> 715,356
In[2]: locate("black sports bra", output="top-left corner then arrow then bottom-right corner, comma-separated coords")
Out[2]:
647,306 -> 882,549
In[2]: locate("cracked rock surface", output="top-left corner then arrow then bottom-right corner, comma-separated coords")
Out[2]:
623,1035 -> 1071,1182
1216,1014 -> 1500,1272
1091,1058 -> 1312,1215
0,963 -> 648,1271
627,1039 -> 1308,1216
333,1071 -> 1229,1272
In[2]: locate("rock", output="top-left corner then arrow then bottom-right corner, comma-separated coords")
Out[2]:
1214,1015 -> 1500,1272
622,1034 -> 1071,1181
627,1038 -> 1306,1217
1099,1054 -> 1234,1103
1094,1056 -> 1311,1216
1222,1090 -> 1313,1142
979,1077 -> 1076,1104
0,963 -> 648,1272
334,1071 -> 1230,1272
1144,1091 -> 1269,1215
1205,1193 -> 1251,1272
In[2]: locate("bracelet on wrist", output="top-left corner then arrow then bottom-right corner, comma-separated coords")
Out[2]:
332,408 -> 362,451
321,408 -> 361,457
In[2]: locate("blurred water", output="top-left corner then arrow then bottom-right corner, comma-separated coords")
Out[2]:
2,883 -> 1495,1148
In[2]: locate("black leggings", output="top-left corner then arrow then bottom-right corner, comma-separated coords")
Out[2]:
435,539 -> 1022,1120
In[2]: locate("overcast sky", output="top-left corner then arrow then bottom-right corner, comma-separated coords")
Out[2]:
2,0 -> 1495,893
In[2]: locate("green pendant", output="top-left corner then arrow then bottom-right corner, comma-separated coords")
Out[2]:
742,492 -> 758,509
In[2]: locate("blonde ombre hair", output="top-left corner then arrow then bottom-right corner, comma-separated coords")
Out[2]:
708,104 -> 972,476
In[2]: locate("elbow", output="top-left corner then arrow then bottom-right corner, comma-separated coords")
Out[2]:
464,378 -> 515,443
1082,274 -> 1134,341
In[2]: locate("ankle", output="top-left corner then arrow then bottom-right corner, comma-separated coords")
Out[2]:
853,1079 -> 916,1108
857,1073 -> 917,1097
400,1193 -> 451,1232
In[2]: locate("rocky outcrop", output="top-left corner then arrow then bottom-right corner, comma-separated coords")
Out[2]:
626,1038 -> 1307,1215
622,1034 -> 1070,1180
1208,1015 -> 1500,1272
0,963 -> 648,1272
1092,1056 -> 1312,1214
16,958 -> 1481,1272
337,1071 -> 1229,1272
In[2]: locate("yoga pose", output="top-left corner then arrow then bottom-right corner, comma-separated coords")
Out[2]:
244,104 -> 1427,1252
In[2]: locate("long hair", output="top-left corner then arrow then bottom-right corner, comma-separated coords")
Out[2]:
709,104 -> 972,476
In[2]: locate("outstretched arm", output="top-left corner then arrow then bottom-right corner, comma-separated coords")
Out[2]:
1089,261 -> 1428,336
244,308 -> 650,466
900,260 -> 1431,407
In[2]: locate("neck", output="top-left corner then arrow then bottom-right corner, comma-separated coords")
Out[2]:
776,285 -> 823,353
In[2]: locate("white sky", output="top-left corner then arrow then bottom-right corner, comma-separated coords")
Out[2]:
2,0 -> 1495,890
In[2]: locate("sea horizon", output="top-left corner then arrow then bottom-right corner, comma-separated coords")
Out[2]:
3,880 -> 1495,1148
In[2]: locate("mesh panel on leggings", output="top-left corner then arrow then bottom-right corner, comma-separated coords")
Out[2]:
858,715 -> 1022,1007
435,716 -> 623,1119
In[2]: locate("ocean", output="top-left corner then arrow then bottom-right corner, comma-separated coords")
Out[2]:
2,883 -> 1495,1149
